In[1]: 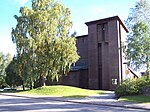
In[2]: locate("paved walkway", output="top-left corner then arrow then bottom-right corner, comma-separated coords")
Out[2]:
1,91 -> 150,111
69,91 -> 150,110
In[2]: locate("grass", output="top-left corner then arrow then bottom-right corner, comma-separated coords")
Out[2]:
119,95 -> 150,104
16,85 -> 104,98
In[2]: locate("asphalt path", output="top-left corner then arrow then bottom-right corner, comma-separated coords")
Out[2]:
0,94 -> 149,112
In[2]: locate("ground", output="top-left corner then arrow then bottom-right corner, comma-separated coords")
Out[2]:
0,92 -> 150,112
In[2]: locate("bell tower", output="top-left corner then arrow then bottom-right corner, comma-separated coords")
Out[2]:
86,16 -> 128,90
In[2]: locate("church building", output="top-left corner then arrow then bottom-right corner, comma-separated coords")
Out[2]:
61,16 -> 128,90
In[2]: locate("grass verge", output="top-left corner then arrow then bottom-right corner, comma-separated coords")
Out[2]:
119,95 -> 150,104
17,85 -> 104,98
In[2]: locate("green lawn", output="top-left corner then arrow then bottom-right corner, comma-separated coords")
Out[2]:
119,95 -> 150,104
17,85 -> 104,98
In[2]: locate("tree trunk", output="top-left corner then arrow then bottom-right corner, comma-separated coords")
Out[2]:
30,82 -> 33,90
34,75 -> 45,88
22,81 -> 25,90
146,62 -> 150,79
30,77 -> 33,90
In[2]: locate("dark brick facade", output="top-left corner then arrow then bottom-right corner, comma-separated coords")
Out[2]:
61,16 -> 128,90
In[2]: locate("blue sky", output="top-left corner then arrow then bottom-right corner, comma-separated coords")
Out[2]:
0,0 -> 138,55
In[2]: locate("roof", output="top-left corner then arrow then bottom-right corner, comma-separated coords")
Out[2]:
76,35 -> 88,38
85,16 -> 128,33
71,65 -> 88,71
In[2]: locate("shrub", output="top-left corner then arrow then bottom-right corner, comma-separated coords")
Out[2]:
141,85 -> 150,95
115,76 -> 150,98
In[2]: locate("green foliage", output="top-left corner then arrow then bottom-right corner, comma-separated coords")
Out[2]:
11,0 -> 79,88
127,21 -> 150,70
126,0 -> 150,71
0,52 -> 12,88
0,52 -> 5,76
19,85 -> 104,98
5,58 -> 23,88
0,52 -> 5,87
115,76 -> 150,98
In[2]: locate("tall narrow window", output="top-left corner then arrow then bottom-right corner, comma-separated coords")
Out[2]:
98,43 -> 102,66
97,23 -> 108,43
98,43 -> 102,89
102,24 -> 105,41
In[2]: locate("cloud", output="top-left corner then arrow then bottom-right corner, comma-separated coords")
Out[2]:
15,0 -> 29,6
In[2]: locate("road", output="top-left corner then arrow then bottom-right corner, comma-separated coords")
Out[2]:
0,94 -> 149,112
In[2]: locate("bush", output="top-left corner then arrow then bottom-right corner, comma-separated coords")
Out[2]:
141,85 -> 150,95
115,76 -> 150,98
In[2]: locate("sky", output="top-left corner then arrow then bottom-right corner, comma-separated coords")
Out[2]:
0,0 -> 139,55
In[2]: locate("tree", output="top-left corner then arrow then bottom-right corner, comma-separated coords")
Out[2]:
126,0 -> 150,73
13,55 -> 29,90
11,0 -> 79,88
0,52 -> 6,87
5,57 -> 22,88
0,52 -> 12,88
5,53 -> 12,65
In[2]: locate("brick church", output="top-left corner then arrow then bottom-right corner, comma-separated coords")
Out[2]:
61,16 -> 128,90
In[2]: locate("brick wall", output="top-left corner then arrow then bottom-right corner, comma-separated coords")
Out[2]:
76,35 -> 88,66
61,16 -> 128,90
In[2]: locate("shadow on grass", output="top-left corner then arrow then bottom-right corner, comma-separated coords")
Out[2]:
0,90 -> 29,93
120,95 -> 150,104
63,92 -> 104,98
63,95 -> 88,98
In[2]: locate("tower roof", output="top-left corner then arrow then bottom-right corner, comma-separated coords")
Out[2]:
85,16 -> 128,33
